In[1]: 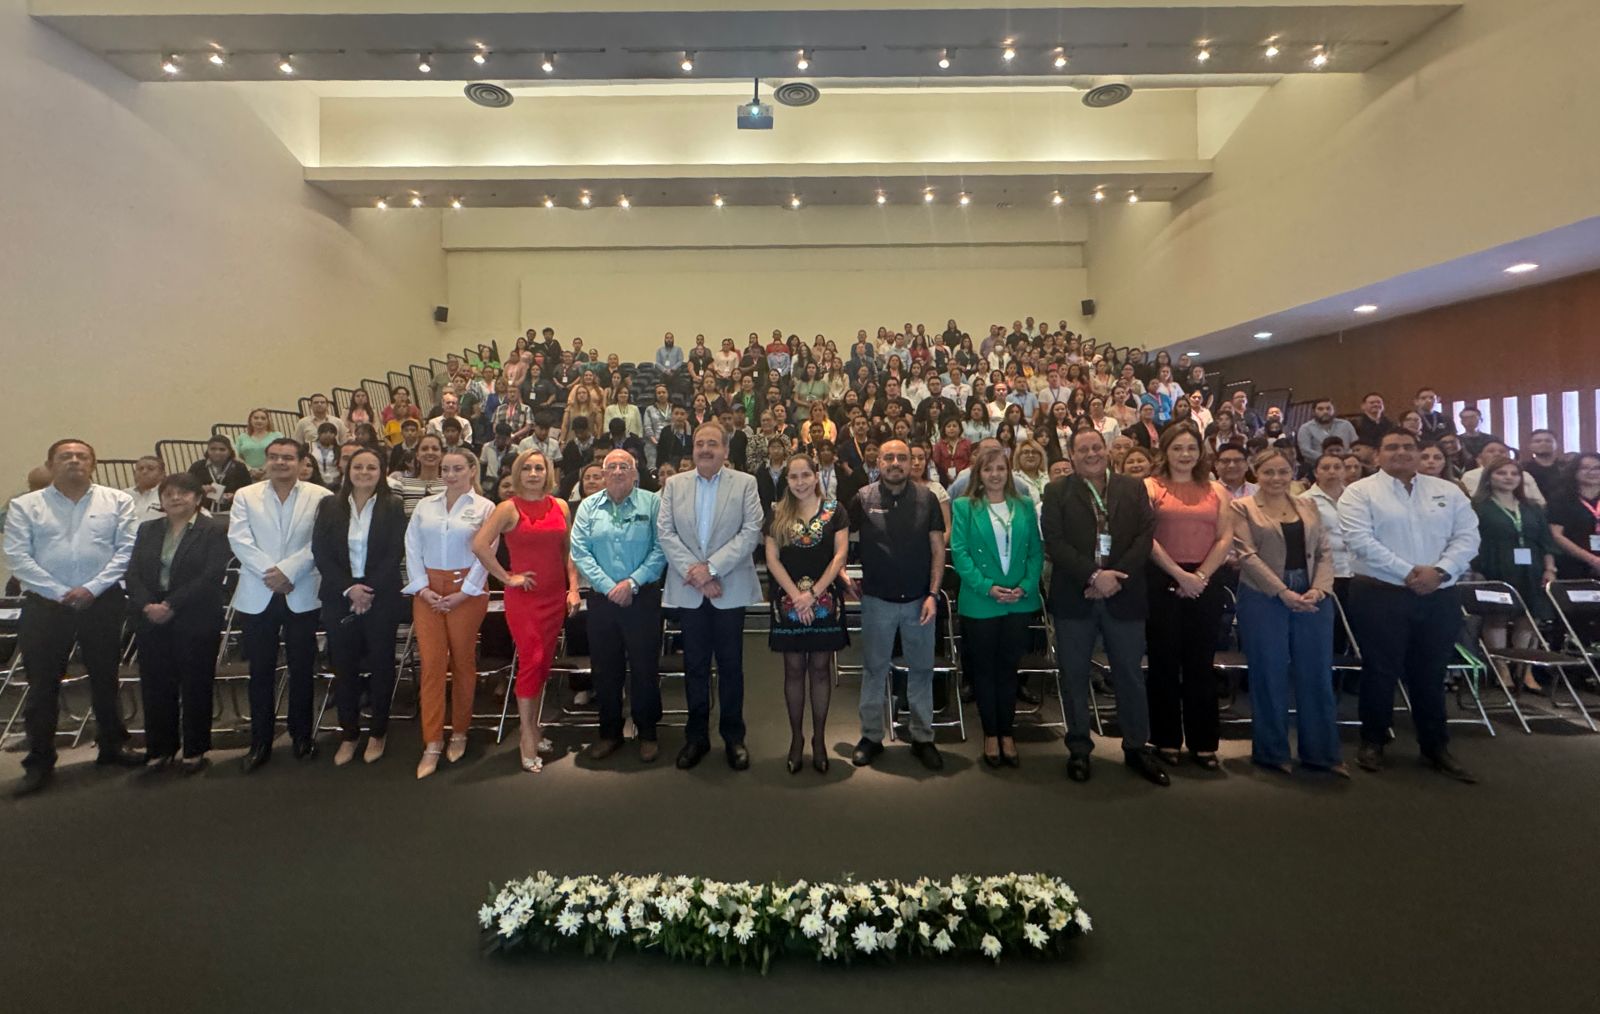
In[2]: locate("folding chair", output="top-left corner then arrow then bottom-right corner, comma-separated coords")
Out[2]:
889,585 -> 966,742
1458,580 -> 1597,733
1014,610 -> 1067,733
537,606 -> 600,733
1547,580 -> 1600,692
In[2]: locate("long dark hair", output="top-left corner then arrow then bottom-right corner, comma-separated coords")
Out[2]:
329,447 -> 398,522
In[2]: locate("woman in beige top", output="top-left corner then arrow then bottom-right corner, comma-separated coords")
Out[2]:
1231,447 -> 1346,777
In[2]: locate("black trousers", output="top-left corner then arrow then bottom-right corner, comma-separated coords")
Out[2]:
588,587 -> 663,741
241,596 -> 319,752
325,607 -> 399,741
136,623 -> 220,759
1145,565 -> 1225,753
1347,577 -> 1459,753
679,599 -> 746,747
18,590 -> 128,773
963,612 -> 1031,737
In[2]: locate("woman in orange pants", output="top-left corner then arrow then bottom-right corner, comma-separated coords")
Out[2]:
403,448 -> 493,779
474,449 -> 580,772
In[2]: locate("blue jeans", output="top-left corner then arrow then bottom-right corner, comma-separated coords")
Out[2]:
859,596 -> 935,743
1235,570 -> 1341,768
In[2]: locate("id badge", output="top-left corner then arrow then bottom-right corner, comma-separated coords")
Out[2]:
1097,533 -> 1113,558
1513,547 -> 1534,566
1590,534 -> 1600,552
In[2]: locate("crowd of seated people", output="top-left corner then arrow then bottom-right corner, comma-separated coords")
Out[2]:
5,313 -> 1599,798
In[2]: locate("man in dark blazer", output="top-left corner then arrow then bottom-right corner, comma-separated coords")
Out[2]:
125,472 -> 232,771
311,449 -> 408,766
1041,428 -> 1168,787
754,433 -> 790,520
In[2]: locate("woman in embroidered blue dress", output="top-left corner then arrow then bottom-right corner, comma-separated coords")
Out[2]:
764,453 -> 851,775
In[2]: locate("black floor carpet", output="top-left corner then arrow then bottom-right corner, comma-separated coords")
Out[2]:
3,644 -> 1599,1013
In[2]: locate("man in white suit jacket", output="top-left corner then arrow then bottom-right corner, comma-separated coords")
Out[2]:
657,423 -> 763,770
227,437 -> 333,770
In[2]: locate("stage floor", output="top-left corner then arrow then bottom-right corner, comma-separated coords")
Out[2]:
3,640 -> 1599,1013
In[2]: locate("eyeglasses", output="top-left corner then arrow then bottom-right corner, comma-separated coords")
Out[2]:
602,463 -> 635,472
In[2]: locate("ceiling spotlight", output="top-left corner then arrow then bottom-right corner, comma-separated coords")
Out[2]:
1186,350 -> 1201,358
277,55 -> 295,75
1196,45 -> 1212,64
1054,49 -> 1068,69
1127,190 -> 1140,203
1311,47 -> 1329,68
541,53 -> 555,73
579,192 -> 592,207
208,51 -> 227,66
1092,189 -> 1105,202
1505,262 -> 1540,274
923,190 -> 936,203
409,195 -> 424,207
712,194 -> 724,207
1002,45 -> 1016,62
1354,304 -> 1378,314
680,52 -> 695,72
375,198 -> 388,210
472,50 -> 487,67
938,48 -> 951,70
449,197 -> 463,210
1264,43 -> 1280,59
418,54 -> 432,74
1253,331 -> 1273,340
543,196 -> 554,208
618,195 -> 631,209
161,55 -> 179,75
875,192 -> 887,205
1051,191 -> 1064,206
789,195 -> 802,209
796,49 -> 810,71
958,193 -> 971,206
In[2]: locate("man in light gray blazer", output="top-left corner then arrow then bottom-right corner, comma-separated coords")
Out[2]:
228,437 -> 333,772
657,423 -> 763,770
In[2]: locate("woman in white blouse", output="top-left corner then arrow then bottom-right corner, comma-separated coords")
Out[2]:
603,386 -> 643,438
403,448 -> 492,779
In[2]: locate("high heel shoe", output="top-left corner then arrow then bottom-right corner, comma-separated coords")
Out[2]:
812,738 -> 829,774
520,754 -> 544,773
363,736 -> 386,764
416,743 -> 443,780
786,739 -> 804,775
446,733 -> 468,763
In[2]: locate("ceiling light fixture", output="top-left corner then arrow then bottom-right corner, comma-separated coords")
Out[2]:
712,194 -> 724,207
958,193 -> 971,206
1127,190 -> 1140,203
796,49 -> 810,71
208,50 -> 226,67
1311,47 -> 1329,68
1054,49 -> 1068,69
924,190 -> 936,203
1264,42 -> 1280,59
472,48 -> 487,67
618,195 -> 631,208
875,192 -> 887,205
680,51 -> 695,72
790,195 -> 802,209
579,191 -> 592,207
1196,44 -> 1212,64
543,196 -> 554,208
1253,331 -> 1273,340
541,53 -> 555,73
1504,262 -> 1540,274
1051,191 -> 1064,206
418,54 -> 432,74
1186,350 -> 1201,358
1353,304 -> 1378,314
277,55 -> 295,75
410,195 -> 424,207
449,197 -> 463,210
375,198 -> 388,210
1002,44 -> 1016,62
938,48 -> 951,70
161,54 -> 179,75
1092,189 -> 1105,202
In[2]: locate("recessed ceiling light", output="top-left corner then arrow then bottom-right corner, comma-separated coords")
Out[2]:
1186,350 -> 1201,357
924,190 -> 936,203
579,192 -> 592,207
161,55 -> 179,75
1354,304 -> 1378,314
410,195 -> 424,207
680,52 -> 695,72
543,196 -> 554,208
1253,331 -> 1273,340
1504,262 -> 1540,274
1054,49 -> 1068,69
375,198 -> 388,210
789,195 -> 802,209
449,197 -> 463,210
541,53 -> 555,73
208,50 -> 226,67
938,48 -> 951,70
1002,45 -> 1016,62
417,54 -> 432,74
1051,192 -> 1064,206
875,192 -> 887,205
1196,45 -> 1212,64
1127,190 -> 1140,203
277,55 -> 295,75
1264,43 -> 1279,59
1092,189 -> 1105,202
796,49 -> 810,71
712,194 -> 724,207
958,193 -> 971,205
1311,47 -> 1329,68
472,50 -> 487,66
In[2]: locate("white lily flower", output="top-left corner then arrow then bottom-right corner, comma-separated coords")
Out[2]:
980,934 -> 1002,959
932,929 -> 954,953
1023,923 -> 1048,948
1074,909 -> 1093,933
851,922 -> 878,954
554,911 -> 581,937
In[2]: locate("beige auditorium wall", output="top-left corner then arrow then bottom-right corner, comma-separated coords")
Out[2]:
1085,0 -> 1600,346
0,0 -> 447,504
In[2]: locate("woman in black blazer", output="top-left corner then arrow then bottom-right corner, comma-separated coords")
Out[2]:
313,447 -> 408,766
126,472 -> 232,773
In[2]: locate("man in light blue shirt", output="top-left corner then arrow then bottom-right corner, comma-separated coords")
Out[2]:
570,450 -> 667,762
654,332 -> 684,375
3,438 -> 143,794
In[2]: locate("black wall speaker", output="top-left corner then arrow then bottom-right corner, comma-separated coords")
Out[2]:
1080,299 -> 1096,317
433,306 -> 449,323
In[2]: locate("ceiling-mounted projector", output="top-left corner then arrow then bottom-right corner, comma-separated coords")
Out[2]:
737,78 -> 773,129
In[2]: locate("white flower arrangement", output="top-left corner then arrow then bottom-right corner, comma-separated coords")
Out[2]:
481,872 -> 1091,972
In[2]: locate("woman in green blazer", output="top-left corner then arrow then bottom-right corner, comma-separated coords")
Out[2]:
951,445 -> 1043,767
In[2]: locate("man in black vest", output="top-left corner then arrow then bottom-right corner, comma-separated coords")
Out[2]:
1041,429 -> 1169,786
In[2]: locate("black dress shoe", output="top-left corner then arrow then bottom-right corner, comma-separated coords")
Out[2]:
180,757 -> 211,776
1001,750 -> 1021,769
1356,742 -> 1384,772
292,739 -> 319,760
1066,753 -> 1092,782
851,738 -> 884,768
240,748 -> 271,774
676,741 -> 710,770
726,743 -> 750,771
982,751 -> 1002,768
1423,749 -> 1477,784
96,747 -> 145,768
1016,685 -> 1041,706
910,741 -> 944,771
1125,751 -> 1171,787
12,769 -> 51,797
142,754 -> 176,774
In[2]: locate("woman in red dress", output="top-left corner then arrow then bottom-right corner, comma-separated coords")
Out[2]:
473,450 -> 580,772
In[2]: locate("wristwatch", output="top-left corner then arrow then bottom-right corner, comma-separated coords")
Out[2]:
706,562 -> 719,579
628,578 -> 640,593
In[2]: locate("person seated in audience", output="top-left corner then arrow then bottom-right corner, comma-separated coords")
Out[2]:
126,471 -> 231,775
560,416 -> 598,496
353,422 -> 384,453
605,386 -> 643,439
1186,390 -> 1213,433
439,417 -> 468,455
1414,388 -> 1454,441
655,331 -> 684,375
515,417 -> 563,472
310,423 -> 342,486
1348,441 -> 1378,477
1519,429 -> 1565,498
1470,455 -> 1558,696
606,416 -> 648,475
1299,452 -> 1354,621
908,442 -> 953,535
1351,392 -> 1396,448
1455,406 -> 1498,458
389,433 -> 445,517
295,393 -> 346,446
656,405 -> 695,473
1165,397 -> 1198,435
426,392 -> 468,438
1124,401 -> 1161,450
1461,439 -> 1546,504
1416,442 -> 1460,489
388,417 -> 423,473
481,422 -> 516,487
236,408 -> 283,479
756,434 -> 791,518
570,462 -> 606,507
1436,431 -> 1473,477
1229,390 -> 1265,437
1296,399 -> 1358,468
1214,444 -> 1258,500
381,386 -> 422,444
188,435 -> 251,514
1397,409 -> 1425,441
346,389 -> 376,430
123,455 -> 167,521
491,385 -> 535,444
1119,445 -> 1154,479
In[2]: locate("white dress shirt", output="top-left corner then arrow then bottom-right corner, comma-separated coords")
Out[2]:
1299,484 -> 1352,579
295,413 -> 346,446
123,485 -> 166,521
816,464 -> 837,500
402,490 -> 491,596
347,495 -> 375,580
2,485 -> 137,600
1338,470 -> 1480,586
